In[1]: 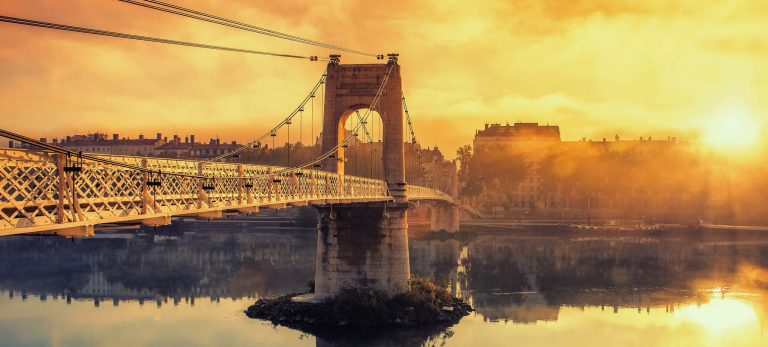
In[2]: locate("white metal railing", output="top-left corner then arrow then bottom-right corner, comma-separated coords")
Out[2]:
0,149 -> 452,236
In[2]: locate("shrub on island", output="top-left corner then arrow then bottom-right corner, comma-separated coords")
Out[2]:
245,276 -> 472,330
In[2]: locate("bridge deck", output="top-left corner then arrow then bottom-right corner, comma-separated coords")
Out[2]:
0,149 -> 452,237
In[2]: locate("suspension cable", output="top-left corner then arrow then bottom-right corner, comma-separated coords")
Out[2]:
271,131 -> 276,166
351,110 -> 382,179
286,119 -> 291,167
354,110 -> 373,143
272,63 -> 395,175
1,67 -> 398,184
281,64 -> 394,172
370,125 -> 374,179
402,96 -> 418,144
378,110 -> 383,179
210,73 -> 326,161
0,128 -> 209,179
402,95 -> 433,187
0,15 -> 321,61
121,0 -> 378,58
351,112 -> 357,175
375,111 -> 379,178
299,108 -> 303,146
311,93 -> 315,147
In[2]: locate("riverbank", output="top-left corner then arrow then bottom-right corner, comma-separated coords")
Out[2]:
461,219 -> 768,233
245,278 -> 472,335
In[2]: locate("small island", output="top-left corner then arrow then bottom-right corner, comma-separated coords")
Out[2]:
245,277 -> 473,334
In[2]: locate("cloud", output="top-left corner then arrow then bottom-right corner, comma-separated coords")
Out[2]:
0,0 -> 766,157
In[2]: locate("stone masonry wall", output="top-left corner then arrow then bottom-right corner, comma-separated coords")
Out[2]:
314,204 -> 410,298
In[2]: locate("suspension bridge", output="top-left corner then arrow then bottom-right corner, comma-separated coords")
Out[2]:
0,1 -> 462,298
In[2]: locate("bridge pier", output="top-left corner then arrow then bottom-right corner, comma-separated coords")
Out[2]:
429,204 -> 460,232
314,204 -> 410,299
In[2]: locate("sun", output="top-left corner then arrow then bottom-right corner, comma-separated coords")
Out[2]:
702,109 -> 762,151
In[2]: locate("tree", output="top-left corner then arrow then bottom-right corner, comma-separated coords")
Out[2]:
462,144 -> 526,201
456,145 -> 472,184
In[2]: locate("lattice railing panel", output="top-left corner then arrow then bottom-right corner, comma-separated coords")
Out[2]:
0,150 -> 59,229
74,163 -> 143,221
407,185 -> 453,202
0,149 -> 452,235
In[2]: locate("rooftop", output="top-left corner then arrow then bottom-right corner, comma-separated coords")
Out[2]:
60,138 -> 160,146
157,142 -> 243,150
476,122 -> 561,141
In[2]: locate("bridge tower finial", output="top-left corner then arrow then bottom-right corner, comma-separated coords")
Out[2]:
387,53 -> 399,64
329,54 -> 341,65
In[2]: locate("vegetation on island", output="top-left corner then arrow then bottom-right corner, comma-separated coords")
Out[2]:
244,277 -> 472,333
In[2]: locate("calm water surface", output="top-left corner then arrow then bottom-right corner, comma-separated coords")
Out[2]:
2,222 -> 768,347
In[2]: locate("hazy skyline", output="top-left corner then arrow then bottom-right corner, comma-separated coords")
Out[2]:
1,0 -> 767,157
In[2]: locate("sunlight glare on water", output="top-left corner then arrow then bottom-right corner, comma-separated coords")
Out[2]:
3,230 -> 768,346
675,297 -> 760,336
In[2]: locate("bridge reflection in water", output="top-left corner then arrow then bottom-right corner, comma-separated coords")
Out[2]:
2,226 -> 768,346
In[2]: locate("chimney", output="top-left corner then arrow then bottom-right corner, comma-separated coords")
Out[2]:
139,134 -> 145,140
190,135 -> 195,144
113,134 -> 119,141
157,132 -> 162,140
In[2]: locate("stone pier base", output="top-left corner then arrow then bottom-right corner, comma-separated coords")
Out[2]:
314,204 -> 410,299
429,204 -> 460,232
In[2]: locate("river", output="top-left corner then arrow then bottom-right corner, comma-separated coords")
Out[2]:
1,222 -> 767,346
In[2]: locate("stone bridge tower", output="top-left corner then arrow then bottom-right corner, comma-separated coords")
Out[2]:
321,54 -> 406,202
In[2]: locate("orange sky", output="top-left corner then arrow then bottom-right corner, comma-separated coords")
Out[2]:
1,0 -> 767,158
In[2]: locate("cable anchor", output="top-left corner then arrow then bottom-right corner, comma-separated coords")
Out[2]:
202,176 -> 215,191
63,151 -> 83,174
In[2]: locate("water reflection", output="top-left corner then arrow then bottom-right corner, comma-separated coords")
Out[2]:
0,222 -> 315,305
413,232 -> 768,331
2,224 -> 768,346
